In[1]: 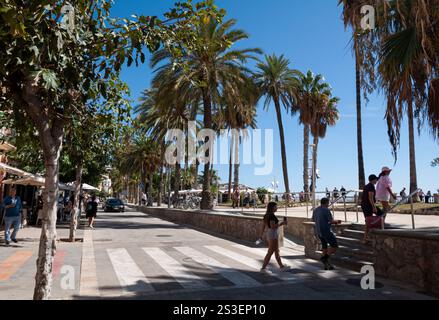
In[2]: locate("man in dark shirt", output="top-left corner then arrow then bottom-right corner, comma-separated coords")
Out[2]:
2,188 -> 22,245
361,174 -> 384,242
312,198 -> 341,270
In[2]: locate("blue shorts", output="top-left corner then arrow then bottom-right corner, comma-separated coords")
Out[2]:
319,233 -> 338,249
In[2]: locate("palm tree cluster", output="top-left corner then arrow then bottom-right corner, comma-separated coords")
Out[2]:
339,0 -> 439,198
113,14 -> 340,208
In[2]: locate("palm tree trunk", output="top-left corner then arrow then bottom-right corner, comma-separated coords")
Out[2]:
273,96 -> 290,195
407,97 -> 419,201
201,87 -> 213,210
233,133 -> 240,190
355,38 -> 366,190
312,135 -> 319,207
147,173 -> 154,206
173,163 -> 181,204
227,136 -> 234,202
158,167 -> 164,207
303,125 -> 310,201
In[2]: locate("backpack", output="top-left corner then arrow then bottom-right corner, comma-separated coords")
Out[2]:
366,216 -> 382,229
86,202 -> 93,213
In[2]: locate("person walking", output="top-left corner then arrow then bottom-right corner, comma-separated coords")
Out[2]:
1,188 -> 22,245
86,195 -> 98,229
426,191 -> 432,203
312,198 -> 341,270
232,188 -> 240,209
418,189 -> 425,202
361,175 -> 385,243
399,188 -> 407,204
340,186 -> 347,200
260,202 -> 290,273
376,167 -> 397,213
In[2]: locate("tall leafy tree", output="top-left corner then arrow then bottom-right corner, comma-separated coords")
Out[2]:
0,0 -> 224,299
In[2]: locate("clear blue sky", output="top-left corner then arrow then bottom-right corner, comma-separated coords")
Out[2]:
112,0 -> 439,194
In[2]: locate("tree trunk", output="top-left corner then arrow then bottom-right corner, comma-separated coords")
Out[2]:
273,96 -> 290,195
158,167 -> 164,207
173,163 -> 181,204
200,87 -> 213,210
312,135 -> 319,207
69,163 -> 82,242
227,136 -> 234,202
233,133 -> 240,190
355,39 -> 366,190
407,98 -> 419,202
147,173 -> 154,207
23,83 -> 63,300
303,124 -> 310,201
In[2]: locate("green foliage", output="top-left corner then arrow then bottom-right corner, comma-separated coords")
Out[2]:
256,187 -> 268,202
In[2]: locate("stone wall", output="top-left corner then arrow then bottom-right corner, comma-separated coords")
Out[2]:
302,222 -> 353,260
371,229 -> 439,296
284,217 -> 312,240
134,206 -> 284,246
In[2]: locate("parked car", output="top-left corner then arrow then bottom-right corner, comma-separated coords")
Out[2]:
104,198 -> 125,212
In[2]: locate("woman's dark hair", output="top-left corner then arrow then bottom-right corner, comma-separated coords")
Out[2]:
263,202 -> 277,227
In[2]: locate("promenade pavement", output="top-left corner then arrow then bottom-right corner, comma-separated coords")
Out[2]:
1,207 -> 436,300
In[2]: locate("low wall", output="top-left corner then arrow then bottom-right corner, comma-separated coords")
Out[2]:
284,217 -> 312,240
371,228 -> 439,296
134,206 -> 284,246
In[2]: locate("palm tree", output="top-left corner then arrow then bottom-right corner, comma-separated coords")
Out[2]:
151,17 -> 261,209
135,87 -> 194,205
293,70 -> 332,201
308,92 -> 340,206
255,54 -> 300,196
338,0 -> 376,191
374,0 -> 437,200
219,78 -> 258,200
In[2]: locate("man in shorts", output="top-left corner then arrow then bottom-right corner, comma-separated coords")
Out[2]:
361,174 -> 385,243
312,198 -> 341,270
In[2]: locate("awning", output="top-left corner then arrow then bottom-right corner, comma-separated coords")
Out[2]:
67,182 -> 100,191
3,176 -> 75,191
0,142 -> 16,153
0,162 -> 32,177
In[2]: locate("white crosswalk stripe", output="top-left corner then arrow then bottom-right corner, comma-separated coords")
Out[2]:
107,248 -> 154,293
204,245 -> 297,281
232,244 -> 322,273
174,246 -> 261,288
142,247 -> 210,290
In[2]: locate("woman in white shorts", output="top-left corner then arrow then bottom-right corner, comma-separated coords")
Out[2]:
260,202 -> 290,273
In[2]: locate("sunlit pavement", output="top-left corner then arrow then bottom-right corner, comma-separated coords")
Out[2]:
0,207 -> 436,300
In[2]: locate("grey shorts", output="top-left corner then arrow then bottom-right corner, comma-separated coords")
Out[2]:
266,228 -> 279,240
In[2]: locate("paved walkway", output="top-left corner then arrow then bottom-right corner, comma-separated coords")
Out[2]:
211,206 -> 439,230
0,224 -> 83,300
0,208 -> 436,300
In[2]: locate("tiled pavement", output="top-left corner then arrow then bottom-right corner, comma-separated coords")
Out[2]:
0,208 -> 436,300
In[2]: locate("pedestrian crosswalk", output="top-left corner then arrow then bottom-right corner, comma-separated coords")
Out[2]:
97,244 -> 329,297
